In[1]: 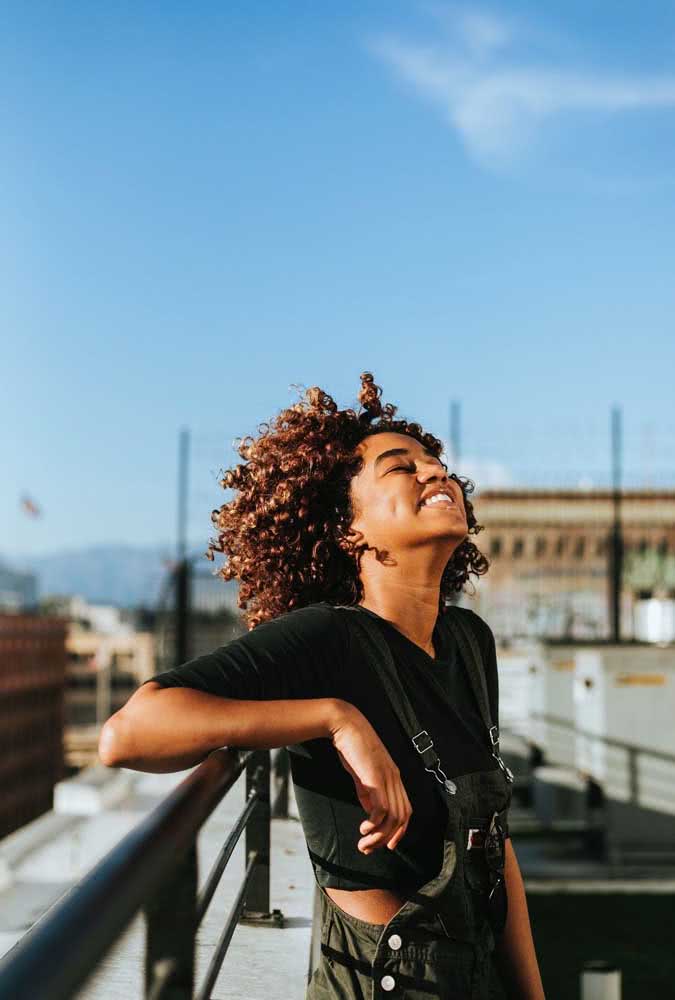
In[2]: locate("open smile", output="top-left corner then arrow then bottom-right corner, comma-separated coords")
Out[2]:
419,496 -> 462,512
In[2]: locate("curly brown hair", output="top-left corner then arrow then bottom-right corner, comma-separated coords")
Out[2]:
205,372 -> 489,629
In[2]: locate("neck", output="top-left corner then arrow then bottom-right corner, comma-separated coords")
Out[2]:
357,581 -> 441,658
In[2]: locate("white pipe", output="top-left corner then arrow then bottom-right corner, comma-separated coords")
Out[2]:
581,961 -> 621,1000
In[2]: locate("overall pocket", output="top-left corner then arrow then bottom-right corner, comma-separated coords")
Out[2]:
464,850 -> 492,894
463,846 -> 508,937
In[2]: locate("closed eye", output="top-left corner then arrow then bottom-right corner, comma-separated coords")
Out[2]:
387,462 -> 448,474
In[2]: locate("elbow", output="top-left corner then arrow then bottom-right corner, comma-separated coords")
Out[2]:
98,681 -> 163,769
98,714 -> 124,768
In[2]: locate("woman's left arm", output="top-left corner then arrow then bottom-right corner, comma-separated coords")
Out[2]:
493,838 -> 546,999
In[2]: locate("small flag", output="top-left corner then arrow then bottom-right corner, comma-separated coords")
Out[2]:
20,494 -> 41,517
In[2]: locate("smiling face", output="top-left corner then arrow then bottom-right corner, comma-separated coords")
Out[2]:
346,431 -> 469,561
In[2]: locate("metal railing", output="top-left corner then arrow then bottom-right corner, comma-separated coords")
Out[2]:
528,711 -> 675,807
0,745 -> 291,1000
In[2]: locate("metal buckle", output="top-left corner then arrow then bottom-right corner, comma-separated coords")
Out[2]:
412,730 -> 434,754
413,731 -> 457,794
489,725 -> 500,747
424,761 -> 457,796
492,752 -> 515,783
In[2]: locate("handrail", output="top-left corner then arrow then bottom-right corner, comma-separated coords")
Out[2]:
527,712 -> 675,766
0,745 -> 292,1000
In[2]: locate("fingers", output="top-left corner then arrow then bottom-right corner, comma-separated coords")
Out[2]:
358,772 -> 412,854
386,782 -> 412,851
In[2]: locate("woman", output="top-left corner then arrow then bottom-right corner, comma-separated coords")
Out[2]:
100,372 -> 545,999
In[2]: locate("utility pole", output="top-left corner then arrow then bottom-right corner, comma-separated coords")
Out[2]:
175,427 -> 191,667
177,426 -> 190,562
449,400 -> 461,469
446,400 -> 462,608
608,406 -> 623,643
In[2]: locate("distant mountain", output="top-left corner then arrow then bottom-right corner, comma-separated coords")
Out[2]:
2,542 -> 229,608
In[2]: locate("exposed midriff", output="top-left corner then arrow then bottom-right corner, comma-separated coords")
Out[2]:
324,886 -> 406,926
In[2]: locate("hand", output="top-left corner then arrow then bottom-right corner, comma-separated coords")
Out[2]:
329,702 -> 412,855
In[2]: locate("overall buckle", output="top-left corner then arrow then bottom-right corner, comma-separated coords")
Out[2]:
412,730 -> 434,754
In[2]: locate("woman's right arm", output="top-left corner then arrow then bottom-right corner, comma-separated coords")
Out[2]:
99,683 -> 411,855
98,605 -> 412,853
98,682 -> 349,773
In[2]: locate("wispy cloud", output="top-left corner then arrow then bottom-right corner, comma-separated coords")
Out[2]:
367,4 -> 675,170
441,440 -> 514,490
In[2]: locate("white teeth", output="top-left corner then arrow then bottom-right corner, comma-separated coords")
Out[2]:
422,494 -> 454,507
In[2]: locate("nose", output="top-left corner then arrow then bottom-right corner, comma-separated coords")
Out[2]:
417,462 -> 449,483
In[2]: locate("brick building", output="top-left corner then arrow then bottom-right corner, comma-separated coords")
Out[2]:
0,614 -> 67,838
469,488 -> 675,640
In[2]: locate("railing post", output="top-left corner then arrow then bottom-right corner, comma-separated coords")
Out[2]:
272,747 -> 290,819
627,746 -> 639,805
241,750 -> 284,927
144,842 -> 198,1000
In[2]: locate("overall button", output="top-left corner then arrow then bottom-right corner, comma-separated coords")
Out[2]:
387,933 -> 402,950
381,974 -> 396,991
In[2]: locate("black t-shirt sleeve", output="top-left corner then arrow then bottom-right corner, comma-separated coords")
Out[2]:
142,602 -> 349,701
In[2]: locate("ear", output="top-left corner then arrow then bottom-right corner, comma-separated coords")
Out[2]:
338,523 -> 366,549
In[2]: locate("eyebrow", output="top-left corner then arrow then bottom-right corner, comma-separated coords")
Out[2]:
374,446 -> 444,469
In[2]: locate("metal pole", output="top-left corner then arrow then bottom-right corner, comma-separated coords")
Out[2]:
608,406 -> 623,642
449,400 -> 461,468
446,399 -> 463,608
242,751 -> 271,918
175,559 -> 191,669
144,843 -> 198,1000
241,751 -> 283,927
177,427 -> 190,563
271,747 -> 290,819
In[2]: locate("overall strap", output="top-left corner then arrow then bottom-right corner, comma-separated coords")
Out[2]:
443,608 -> 493,735
444,608 -> 514,784
334,606 -> 457,803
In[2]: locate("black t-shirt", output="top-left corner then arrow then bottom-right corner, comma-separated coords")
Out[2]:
144,601 -> 506,891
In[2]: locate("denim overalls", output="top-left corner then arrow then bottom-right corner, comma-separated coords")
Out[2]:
306,606 -> 513,1000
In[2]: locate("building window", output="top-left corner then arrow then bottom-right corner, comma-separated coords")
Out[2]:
490,537 -> 502,557
535,536 -> 547,557
555,536 -> 566,556
512,537 -> 524,558
658,538 -> 669,556
596,537 -> 607,556
638,538 -> 649,555
574,537 -> 586,559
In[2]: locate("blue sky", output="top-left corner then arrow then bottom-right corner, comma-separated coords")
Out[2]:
3,1 -> 675,561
